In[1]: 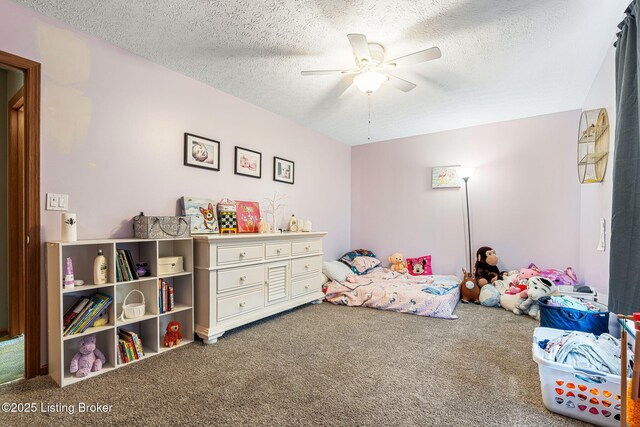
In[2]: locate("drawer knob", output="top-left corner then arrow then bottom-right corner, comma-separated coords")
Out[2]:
240,275 -> 247,281
305,245 -> 311,250
304,284 -> 309,289
239,251 -> 247,257
239,301 -> 246,307
305,264 -> 310,269
276,248 -> 282,253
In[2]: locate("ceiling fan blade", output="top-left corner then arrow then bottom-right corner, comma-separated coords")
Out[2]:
385,47 -> 441,68
384,74 -> 417,92
347,33 -> 372,64
301,69 -> 358,76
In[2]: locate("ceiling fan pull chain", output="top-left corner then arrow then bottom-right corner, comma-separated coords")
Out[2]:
367,93 -> 372,142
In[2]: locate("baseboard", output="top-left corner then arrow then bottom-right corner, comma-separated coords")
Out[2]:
0,328 -> 7,336
39,364 -> 48,376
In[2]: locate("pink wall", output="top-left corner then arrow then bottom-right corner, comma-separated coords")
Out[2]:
351,111 -> 582,275
579,45 -> 616,298
0,0 -> 351,365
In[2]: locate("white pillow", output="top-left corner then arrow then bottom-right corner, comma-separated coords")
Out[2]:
322,261 -> 353,282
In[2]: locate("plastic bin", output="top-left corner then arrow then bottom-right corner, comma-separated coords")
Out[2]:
538,296 -> 609,335
533,327 -> 622,426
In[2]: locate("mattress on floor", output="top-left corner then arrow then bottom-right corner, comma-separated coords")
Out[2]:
324,267 -> 460,319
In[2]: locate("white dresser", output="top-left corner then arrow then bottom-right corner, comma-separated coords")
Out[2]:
193,232 -> 326,344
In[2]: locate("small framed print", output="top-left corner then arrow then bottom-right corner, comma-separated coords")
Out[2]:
184,133 -> 220,171
273,157 -> 294,185
431,166 -> 461,188
234,146 -> 262,179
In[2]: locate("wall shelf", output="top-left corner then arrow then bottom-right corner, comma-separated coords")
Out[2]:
577,108 -> 609,184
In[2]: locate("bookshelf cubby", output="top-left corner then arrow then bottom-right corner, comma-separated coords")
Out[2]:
47,237 -> 194,387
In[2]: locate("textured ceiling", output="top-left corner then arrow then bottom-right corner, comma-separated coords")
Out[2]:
14,0 -> 627,145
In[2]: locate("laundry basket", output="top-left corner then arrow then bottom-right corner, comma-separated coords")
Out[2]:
538,296 -> 609,335
532,327 -> 622,426
119,289 -> 146,320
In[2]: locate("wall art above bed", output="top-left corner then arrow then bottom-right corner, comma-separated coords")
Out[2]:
431,166 -> 461,188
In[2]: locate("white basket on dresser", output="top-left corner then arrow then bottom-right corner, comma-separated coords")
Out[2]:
193,232 -> 327,344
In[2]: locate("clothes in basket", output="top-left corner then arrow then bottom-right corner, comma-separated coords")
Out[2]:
539,330 -> 633,376
538,296 -> 609,335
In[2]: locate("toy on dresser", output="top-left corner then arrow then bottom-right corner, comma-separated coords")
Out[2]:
163,321 -> 183,348
69,334 -> 106,378
217,199 -> 238,234
460,268 -> 481,304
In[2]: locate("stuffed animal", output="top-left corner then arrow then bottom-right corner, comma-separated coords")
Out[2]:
499,289 -> 528,315
258,217 -> 270,233
388,253 -> 408,274
460,268 -> 481,304
163,320 -> 183,348
479,284 -> 501,307
511,268 -> 539,291
474,246 -> 503,286
69,334 -> 106,378
91,310 -> 109,327
493,270 -> 519,295
517,276 -> 558,320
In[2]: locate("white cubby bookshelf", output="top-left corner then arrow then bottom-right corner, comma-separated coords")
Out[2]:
46,237 -> 194,387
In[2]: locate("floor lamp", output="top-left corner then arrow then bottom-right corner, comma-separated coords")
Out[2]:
458,168 -> 475,272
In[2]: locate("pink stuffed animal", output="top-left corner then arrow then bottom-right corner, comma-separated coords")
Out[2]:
510,268 -> 539,292
69,334 -> 106,378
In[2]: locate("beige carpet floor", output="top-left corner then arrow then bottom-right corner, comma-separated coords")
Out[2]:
0,302 -> 587,426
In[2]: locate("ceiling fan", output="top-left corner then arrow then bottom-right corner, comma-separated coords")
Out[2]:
301,34 -> 442,94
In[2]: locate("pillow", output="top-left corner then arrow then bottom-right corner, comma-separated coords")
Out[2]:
528,263 -> 578,287
351,256 -> 381,274
406,255 -> 432,276
322,261 -> 354,282
339,249 -> 380,275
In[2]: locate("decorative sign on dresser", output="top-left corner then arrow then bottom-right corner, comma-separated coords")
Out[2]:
193,232 -> 327,344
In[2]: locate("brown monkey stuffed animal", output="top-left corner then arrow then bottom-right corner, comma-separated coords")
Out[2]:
474,246 -> 502,287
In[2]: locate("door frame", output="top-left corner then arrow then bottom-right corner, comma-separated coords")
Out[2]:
0,50 -> 41,379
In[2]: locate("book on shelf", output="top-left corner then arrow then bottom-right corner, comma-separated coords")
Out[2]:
63,292 -> 113,336
118,328 -> 144,363
158,280 -> 174,313
116,249 -> 139,282
62,296 -> 91,328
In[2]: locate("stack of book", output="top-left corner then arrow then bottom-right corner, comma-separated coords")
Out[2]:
158,279 -> 175,314
117,328 -> 144,364
116,249 -> 139,282
62,292 -> 113,336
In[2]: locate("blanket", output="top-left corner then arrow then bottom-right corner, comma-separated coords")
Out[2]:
324,267 -> 460,319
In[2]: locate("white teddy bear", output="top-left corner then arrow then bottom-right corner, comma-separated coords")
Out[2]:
517,276 -> 558,320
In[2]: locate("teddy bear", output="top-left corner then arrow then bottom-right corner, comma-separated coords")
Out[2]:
163,320 -> 183,348
387,253 -> 408,274
517,276 -> 558,320
69,334 -> 106,378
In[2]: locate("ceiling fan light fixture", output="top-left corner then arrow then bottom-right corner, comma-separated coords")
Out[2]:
354,71 -> 387,93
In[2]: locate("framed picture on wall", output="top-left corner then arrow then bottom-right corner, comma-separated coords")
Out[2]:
273,157 -> 294,184
184,133 -> 220,171
234,146 -> 262,179
431,166 -> 461,188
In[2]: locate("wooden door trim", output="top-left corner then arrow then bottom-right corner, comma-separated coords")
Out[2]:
1,50 -> 41,379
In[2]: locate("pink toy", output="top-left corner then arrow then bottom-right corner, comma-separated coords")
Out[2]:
528,263 -> 578,287
69,334 -> 106,378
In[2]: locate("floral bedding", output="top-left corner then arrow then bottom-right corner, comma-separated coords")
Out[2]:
324,267 -> 460,319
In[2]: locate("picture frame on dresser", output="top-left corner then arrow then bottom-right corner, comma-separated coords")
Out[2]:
273,157 -> 294,184
184,133 -> 220,171
234,146 -> 262,179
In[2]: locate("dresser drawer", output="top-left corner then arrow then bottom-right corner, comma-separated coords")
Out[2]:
291,274 -> 322,298
265,242 -> 291,259
291,256 -> 322,277
217,287 -> 264,321
291,239 -> 321,256
217,244 -> 263,265
217,265 -> 264,293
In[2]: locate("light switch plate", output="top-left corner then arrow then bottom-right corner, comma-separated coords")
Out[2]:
46,193 -> 69,211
